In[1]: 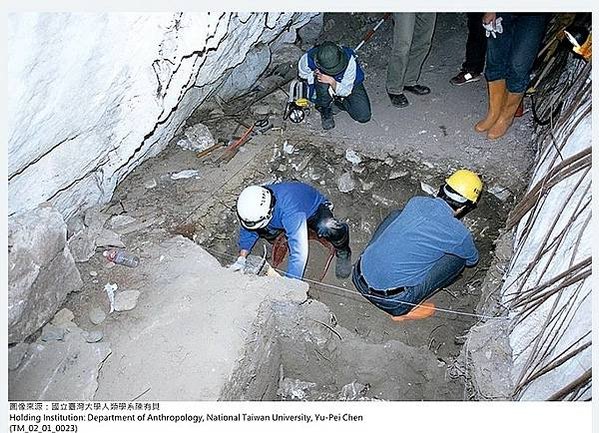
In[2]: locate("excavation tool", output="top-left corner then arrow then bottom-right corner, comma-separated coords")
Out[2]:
354,13 -> 392,52
217,118 -> 272,164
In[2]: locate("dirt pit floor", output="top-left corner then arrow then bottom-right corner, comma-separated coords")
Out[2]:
61,13 -> 535,401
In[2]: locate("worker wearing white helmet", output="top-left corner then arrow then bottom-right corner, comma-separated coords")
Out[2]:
231,182 -> 352,280
353,169 -> 483,321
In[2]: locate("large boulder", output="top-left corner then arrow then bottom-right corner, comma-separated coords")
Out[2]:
8,204 -> 83,343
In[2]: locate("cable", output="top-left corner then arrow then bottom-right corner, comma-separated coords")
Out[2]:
200,244 -> 510,322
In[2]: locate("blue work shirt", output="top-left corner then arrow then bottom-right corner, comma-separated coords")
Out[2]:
238,182 -> 328,280
361,196 -> 479,289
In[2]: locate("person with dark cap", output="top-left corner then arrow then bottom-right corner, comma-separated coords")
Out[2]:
298,41 -> 371,130
352,170 -> 483,321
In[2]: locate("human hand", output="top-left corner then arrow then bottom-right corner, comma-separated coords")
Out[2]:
482,13 -> 497,27
315,70 -> 336,85
229,256 -> 247,272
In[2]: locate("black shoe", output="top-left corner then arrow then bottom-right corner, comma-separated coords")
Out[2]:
403,85 -> 431,95
319,107 -> 335,130
388,93 -> 409,108
335,248 -> 352,279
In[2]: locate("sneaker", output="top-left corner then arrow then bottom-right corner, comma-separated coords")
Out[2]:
449,70 -> 481,86
335,248 -> 352,279
403,85 -> 431,95
388,93 -> 409,108
319,106 -> 335,130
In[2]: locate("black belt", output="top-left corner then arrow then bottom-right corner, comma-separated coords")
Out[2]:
356,259 -> 406,297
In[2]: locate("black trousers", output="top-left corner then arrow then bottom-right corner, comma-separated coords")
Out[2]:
314,82 -> 372,123
462,13 -> 487,74
257,203 -> 350,252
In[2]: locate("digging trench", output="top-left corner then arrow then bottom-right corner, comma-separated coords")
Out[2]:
9,13 -> 540,401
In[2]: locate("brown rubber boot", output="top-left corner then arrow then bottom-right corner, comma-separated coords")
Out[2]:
487,92 -> 524,140
474,79 -> 507,132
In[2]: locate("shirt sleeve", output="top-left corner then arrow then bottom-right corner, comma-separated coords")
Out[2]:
456,233 -> 479,266
335,55 -> 357,97
238,227 -> 259,252
281,212 -> 309,280
298,53 -> 314,85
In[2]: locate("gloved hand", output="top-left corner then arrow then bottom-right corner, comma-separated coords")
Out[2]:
229,256 -> 247,272
483,16 -> 503,38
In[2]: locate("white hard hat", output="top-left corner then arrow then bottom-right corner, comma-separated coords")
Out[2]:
236,185 -> 274,230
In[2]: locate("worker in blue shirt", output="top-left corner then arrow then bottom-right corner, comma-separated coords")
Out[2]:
352,169 -> 483,321
230,182 -> 352,280
298,41 -> 371,130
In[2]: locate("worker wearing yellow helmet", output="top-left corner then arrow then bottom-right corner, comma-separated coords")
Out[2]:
352,169 -> 483,321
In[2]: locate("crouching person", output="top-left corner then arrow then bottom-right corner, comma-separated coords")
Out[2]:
298,41 -> 371,130
230,182 -> 352,279
352,170 -> 483,321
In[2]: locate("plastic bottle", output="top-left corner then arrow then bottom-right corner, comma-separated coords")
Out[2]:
103,249 -> 140,268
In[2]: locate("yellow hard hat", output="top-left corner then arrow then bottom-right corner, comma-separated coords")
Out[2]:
445,169 -> 483,203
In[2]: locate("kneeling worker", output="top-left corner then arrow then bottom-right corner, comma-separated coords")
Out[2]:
298,41 -> 371,130
230,182 -> 352,279
352,170 -> 483,320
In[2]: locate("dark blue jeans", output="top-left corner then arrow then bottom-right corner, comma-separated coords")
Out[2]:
485,13 -> 548,93
352,209 -> 466,316
257,203 -> 350,252
315,81 -> 372,123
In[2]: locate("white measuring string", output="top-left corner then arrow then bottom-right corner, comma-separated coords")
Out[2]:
201,245 -> 508,322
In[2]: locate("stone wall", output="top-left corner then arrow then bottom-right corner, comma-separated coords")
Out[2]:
7,12 -> 319,343
8,12 -> 317,222
465,55 -> 592,400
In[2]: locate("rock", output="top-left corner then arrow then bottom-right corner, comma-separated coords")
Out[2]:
384,156 -> 395,166
114,290 -> 140,312
51,308 -> 75,326
89,306 -> 107,325
41,324 -> 66,342
298,14 -> 323,49
339,381 -> 368,400
282,141 -> 295,154
276,164 -> 287,172
359,179 -> 374,191
345,149 -> 362,165
337,172 -> 356,193
389,170 -> 408,180
83,206 -> 110,232
8,329 -> 111,400
144,178 -> 157,189
95,229 -> 125,248
178,123 -> 216,152
8,343 -> 29,370
420,181 -> 437,196
67,228 -> 96,262
108,214 -> 137,231
488,184 -> 512,201
89,270 -> 98,277
372,194 -> 395,207
8,205 -> 83,344
83,330 -> 104,343
8,13 -> 316,221
352,164 -> 366,174
171,169 -> 200,180
277,377 -> 316,400
291,155 -> 313,172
